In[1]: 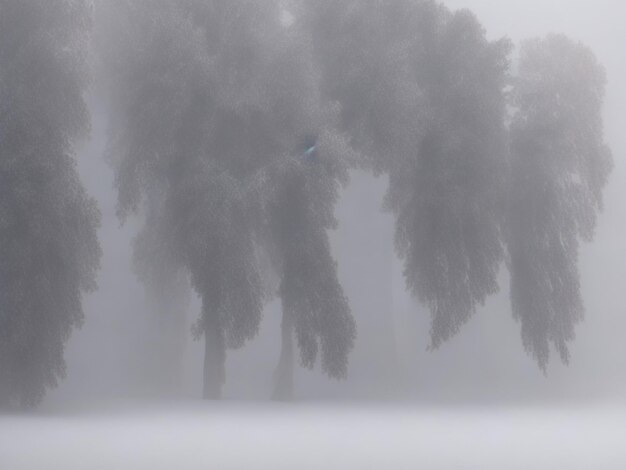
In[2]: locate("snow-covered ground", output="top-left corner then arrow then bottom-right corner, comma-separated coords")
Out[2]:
2,402 -> 625,469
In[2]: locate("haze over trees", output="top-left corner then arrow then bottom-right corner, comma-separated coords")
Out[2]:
0,0 -> 612,407
0,0 -> 101,408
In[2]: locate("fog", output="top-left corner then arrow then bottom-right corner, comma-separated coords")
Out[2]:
47,0 -> 626,405
2,0 -> 625,467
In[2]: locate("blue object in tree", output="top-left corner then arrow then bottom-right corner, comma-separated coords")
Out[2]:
302,135 -> 317,163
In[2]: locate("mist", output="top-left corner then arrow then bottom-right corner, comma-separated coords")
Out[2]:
1,0 -> 625,468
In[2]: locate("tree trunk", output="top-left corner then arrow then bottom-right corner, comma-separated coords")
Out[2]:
147,282 -> 189,397
203,307 -> 225,400
0,378 -> 8,410
272,297 -> 294,401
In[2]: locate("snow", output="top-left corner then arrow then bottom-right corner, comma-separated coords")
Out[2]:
1,402 -> 625,469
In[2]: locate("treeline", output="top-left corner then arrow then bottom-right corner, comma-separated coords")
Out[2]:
0,0 -> 611,408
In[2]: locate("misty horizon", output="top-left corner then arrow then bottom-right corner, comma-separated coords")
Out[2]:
1,0 -> 625,468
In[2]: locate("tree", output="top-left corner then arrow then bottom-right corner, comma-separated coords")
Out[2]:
303,1 -> 510,350
385,8 -> 511,349
100,0 -> 266,399
0,0 -> 101,408
268,148 -> 356,399
261,34 -> 357,395
296,0 -> 428,386
100,0 -> 356,399
505,35 -> 612,370
97,0 -> 202,395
